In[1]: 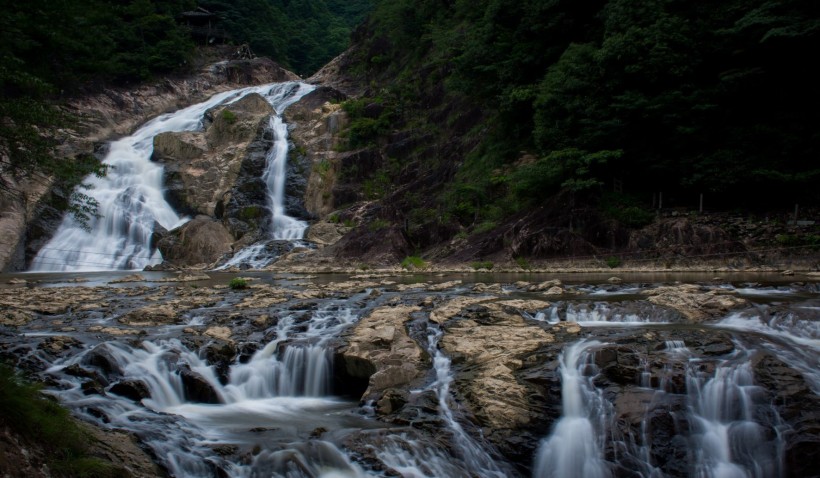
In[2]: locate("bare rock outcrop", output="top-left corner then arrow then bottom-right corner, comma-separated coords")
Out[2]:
152,93 -> 274,218
337,305 -> 429,403
156,215 -> 234,267
440,301 -> 554,435
642,284 -> 747,321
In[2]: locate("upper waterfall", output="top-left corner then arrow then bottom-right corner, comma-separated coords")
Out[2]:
30,82 -> 314,272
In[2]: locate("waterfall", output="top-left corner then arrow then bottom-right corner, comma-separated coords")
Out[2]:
48,305 -> 360,477
31,81 -> 314,272
214,82 -> 315,270
686,348 -> 786,478
534,339 -> 611,478
376,323 -> 510,477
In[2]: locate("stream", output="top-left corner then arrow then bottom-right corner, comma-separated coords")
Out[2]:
1,274 -> 817,477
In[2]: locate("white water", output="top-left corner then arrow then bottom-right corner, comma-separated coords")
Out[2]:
50,305 -> 362,477
31,81 -> 314,272
686,348 -> 786,478
534,340 -> 611,478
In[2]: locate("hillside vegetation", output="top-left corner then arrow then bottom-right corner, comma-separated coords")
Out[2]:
338,0 -> 819,223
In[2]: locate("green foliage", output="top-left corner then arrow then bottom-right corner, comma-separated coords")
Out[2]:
340,97 -> 394,149
368,218 -> 390,231
470,261 -> 494,270
472,221 -> 498,235
229,277 -> 249,290
601,193 -> 656,228
221,109 -> 238,124
199,0 -> 374,76
606,256 -> 622,268
352,0 -> 820,223
0,364 -> 118,477
515,257 -> 531,270
401,255 -> 427,269
775,233 -> 820,248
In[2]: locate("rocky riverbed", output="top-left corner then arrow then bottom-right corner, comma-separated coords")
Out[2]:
0,273 -> 818,477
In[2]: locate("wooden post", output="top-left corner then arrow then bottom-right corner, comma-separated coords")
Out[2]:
699,193 -> 703,213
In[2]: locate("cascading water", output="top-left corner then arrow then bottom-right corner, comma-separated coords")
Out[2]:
534,339 -> 611,478
686,347 -> 786,478
215,82 -> 315,270
49,304 -> 361,477
31,81 -> 314,272
378,324 -> 510,477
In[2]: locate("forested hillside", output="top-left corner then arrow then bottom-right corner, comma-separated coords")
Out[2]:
333,0 -> 819,252
199,0 -> 373,75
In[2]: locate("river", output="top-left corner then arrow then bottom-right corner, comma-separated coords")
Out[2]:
1,272 -> 817,477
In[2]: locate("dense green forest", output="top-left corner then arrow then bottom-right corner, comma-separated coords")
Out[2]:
199,0 -> 373,75
344,0 -> 820,235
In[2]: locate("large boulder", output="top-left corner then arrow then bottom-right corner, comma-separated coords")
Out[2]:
336,306 -> 430,403
152,93 -> 274,218
642,284 -> 747,322
438,300 -> 555,464
156,215 -> 234,267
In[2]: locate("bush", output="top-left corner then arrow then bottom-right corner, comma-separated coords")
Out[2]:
229,277 -> 249,290
605,256 -> 622,268
515,257 -> 531,270
471,261 -> 494,270
401,256 -> 427,269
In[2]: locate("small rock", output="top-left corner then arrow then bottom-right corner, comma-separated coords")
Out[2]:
781,270 -> 794,276
608,277 -> 623,283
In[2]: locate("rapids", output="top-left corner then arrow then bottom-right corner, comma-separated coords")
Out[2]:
1,275 -> 817,477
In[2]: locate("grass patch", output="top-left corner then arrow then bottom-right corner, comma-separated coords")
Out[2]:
0,364 -> 119,477
229,277 -> 249,290
401,256 -> 427,270
368,219 -> 390,232
471,261 -> 494,270
221,109 -> 238,124
515,256 -> 531,270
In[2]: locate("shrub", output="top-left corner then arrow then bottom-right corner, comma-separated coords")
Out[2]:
471,261 -> 494,270
229,277 -> 249,290
401,256 -> 427,269
515,257 -> 531,270
605,256 -> 622,268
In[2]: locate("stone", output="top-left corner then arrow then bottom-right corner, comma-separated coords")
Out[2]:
109,379 -> 151,402
643,284 -> 747,322
180,366 -> 221,404
205,326 -> 232,342
338,306 -> 429,400
157,216 -> 235,267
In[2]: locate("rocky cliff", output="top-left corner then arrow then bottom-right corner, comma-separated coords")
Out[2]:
1,57 -> 297,272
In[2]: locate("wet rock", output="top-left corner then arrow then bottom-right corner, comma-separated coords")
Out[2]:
81,380 -> 106,396
338,306 -> 429,401
0,307 -> 34,326
38,335 -> 82,354
375,388 -> 409,415
111,274 -> 147,283
429,296 -> 495,324
439,301 -> 554,461
205,326 -> 232,342
153,93 -> 273,218
643,284 -> 747,321
83,345 -> 123,377
305,221 -> 350,247
157,216 -> 235,267
179,366 -> 221,404
109,379 -> 151,402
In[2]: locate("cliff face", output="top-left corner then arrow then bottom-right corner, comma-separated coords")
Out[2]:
1,58 -> 297,272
